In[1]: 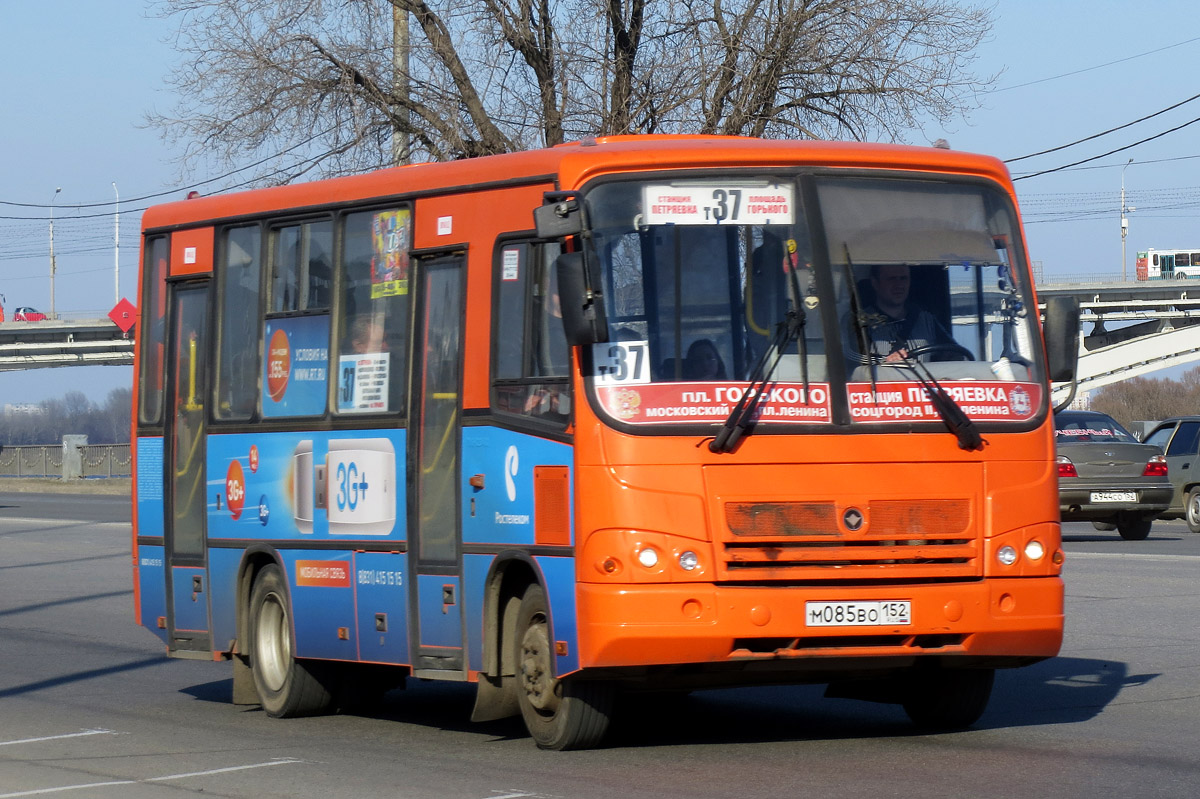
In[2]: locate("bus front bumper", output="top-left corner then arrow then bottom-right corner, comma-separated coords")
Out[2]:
574,577 -> 1063,673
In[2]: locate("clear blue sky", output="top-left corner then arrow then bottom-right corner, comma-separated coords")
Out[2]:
2,0 -> 1197,407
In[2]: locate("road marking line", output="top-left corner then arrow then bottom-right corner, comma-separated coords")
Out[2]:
0,758 -> 304,798
1065,551 -> 1200,561
0,730 -> 118,747
0,517 -> 128,528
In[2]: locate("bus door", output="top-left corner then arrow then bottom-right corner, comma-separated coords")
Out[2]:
408,254 -> 467,675
163,280 -> 213,655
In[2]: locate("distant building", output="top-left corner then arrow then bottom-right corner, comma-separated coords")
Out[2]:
3,403 -> 46,416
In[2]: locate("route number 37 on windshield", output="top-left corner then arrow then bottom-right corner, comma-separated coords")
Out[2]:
642,183 -> 795,226
593,341 -> 651,385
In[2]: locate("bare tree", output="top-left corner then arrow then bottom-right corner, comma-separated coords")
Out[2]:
148,0 -> 995,181
1091,368 -> 1200,431
0,388 -> 133,446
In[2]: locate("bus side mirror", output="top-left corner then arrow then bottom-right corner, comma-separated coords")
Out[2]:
1043,296 -> 1080,383
534,195 -> 582,239
556,251 -> 609,346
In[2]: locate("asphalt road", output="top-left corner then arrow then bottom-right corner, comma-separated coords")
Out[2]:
2,491 -> 1199,798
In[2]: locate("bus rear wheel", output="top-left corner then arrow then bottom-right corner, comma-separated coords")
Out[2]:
249,564 -> 334,718
514,583 -> 614,750
901,667 -> 994,730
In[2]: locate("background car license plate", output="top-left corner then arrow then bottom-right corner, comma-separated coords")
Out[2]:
1091,491 -> 1137,503
806,600 -> 911,627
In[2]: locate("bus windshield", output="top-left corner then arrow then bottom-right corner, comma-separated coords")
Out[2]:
582,173 -> 1044,431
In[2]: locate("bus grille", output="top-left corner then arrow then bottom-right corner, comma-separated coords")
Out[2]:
720,499 -> 978,581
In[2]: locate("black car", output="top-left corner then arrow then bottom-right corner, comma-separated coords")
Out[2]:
1142,416 -> 1200,532
1055,410 -> 1171,540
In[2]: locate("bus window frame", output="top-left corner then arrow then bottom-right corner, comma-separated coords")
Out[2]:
266,215 -> 336,316
332,203 -> 414,419
212,222 -> 267,423
489,234 -> 573,438
137,233 -> 171,429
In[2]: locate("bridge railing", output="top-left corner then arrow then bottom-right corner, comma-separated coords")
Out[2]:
1038,272 -> 1125,285
0,443 -> 131,478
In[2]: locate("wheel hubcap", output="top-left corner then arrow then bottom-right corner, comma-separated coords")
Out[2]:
519,615 -> 559,714
256,592 -> 289,692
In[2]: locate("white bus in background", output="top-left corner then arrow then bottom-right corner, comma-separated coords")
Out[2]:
1136,248 -> 1200,280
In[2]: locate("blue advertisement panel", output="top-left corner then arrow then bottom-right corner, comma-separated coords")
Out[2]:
354,552 -> 410,664
207,548 -> 242,648
172,566 -> 209,633
262,315 -> 330,418
460,428 -> 573,546
281,549 -> 359,660
206,429 -> 407,541
136,544 -> 168,644
136,437 -> 165,538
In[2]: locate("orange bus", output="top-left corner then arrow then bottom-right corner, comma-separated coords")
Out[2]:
132,135 -> 1080,749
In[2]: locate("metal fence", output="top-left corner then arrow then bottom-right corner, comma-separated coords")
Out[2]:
0,443 -> 131,478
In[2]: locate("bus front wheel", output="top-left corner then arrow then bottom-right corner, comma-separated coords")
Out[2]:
249,564 -> 334,718
514,583 -> 614,750
901,667 -> 994,730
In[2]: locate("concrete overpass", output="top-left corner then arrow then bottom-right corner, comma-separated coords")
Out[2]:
1038,278 -> 1200,402
0,318 -> 133,371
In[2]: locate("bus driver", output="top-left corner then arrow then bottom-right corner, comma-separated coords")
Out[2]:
845,263 -> 955,368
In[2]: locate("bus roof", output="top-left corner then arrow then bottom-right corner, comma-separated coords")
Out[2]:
141,135 -> 1015,232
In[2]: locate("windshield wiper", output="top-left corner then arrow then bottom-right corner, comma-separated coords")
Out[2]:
894,352 -> 985,451
710,307 -> 804,454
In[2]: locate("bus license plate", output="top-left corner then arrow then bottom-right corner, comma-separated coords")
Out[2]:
1090,491 -> 1136,503
806,601 -> 911,627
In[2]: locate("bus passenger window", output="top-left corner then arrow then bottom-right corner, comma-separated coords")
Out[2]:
269,220 -> 333,312
335,207 -> 411,415
214,226 -> 262,420
492,242 -> 570,427
138,235 -> 170,426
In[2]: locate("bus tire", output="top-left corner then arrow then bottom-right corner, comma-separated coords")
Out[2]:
514,583 -> 614,750
901,667 -> 993,730
249,564 -> 334,718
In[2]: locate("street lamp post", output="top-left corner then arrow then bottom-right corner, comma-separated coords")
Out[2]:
1121,159 -> 1134,282
393,3 -> 410,165
48,187 -> 61,320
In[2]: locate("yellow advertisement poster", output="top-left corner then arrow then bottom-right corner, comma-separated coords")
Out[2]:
371,209 -> 411,298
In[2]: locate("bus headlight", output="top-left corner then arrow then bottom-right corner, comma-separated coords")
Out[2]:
678,551 -> 699,571
1024,540 -> 1045,561
637,547 -> 659,568
997,546 -> 1018,566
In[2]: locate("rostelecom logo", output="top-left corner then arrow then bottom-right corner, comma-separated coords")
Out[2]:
504,446 -> 519,502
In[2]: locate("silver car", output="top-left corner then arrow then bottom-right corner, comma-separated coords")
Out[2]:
1055,410 -> 1171,540
1143,416 -> 1200,532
